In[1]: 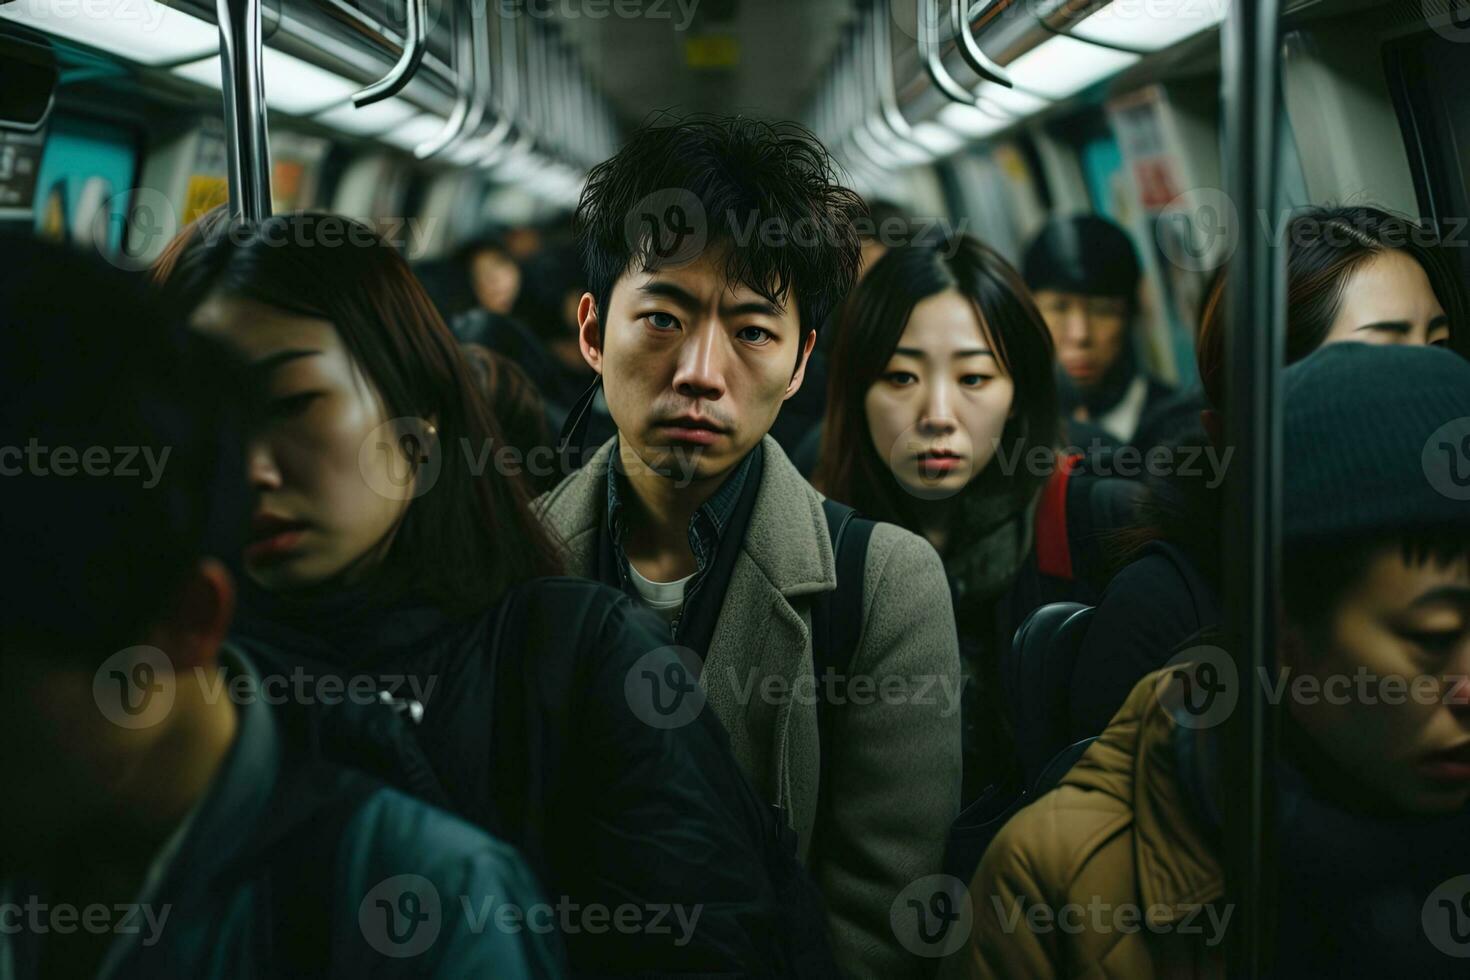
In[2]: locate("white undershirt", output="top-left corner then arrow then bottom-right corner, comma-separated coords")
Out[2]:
626,562 -> 695,624
1094,373 -> 1150,445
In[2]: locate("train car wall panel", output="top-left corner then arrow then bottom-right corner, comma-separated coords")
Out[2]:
1280,23 -> 1419,211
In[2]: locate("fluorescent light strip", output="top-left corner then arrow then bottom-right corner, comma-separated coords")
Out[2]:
380,115 -> 452,150
911,121 -> 965,156
937,102 -> 1010,139
315,97 -> 419,136
0,0 -> 218,65
447,132 -> 517,167
1070,0 -> 1227,51
1003,34 -> 1139,101
887,136 -> 934,166
524,167 -> 571,196
173,48 -> 361,116
493,149 -> 542,182
446,139 -> 489,166
973,81 -> 1049,116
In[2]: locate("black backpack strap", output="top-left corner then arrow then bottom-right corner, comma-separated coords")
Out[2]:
1028,735 -> 1096,799
810,498 -> 875,854
941,736 -> 1097,886
1147,539 -> 1223,627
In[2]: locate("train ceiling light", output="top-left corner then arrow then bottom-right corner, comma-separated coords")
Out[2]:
314,96 -> 420,136
911,120 -> 966,155
379,113 -> 454,150
1000,34 -> 1140,101
807,0 -> 1230,176
973,80 -> 1048,116
173,47 -> 360,116
0,0 -> 218,65
1068,0 -> 1228,52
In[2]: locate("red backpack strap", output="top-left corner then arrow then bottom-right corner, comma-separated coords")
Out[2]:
1035,453 -> 1082,581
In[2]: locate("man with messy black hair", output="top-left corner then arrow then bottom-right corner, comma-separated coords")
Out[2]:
577,115 -> 863,345
538,115 -> 962,978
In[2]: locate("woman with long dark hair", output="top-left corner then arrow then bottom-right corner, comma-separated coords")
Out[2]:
160,211 -> 561,611
153,209 -> 804,977
814,234 -> 1063,801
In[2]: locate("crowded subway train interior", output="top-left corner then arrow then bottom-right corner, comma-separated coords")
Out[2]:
1,0 -> 1469,977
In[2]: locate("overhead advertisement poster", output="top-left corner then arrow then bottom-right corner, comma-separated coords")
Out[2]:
29,114 -> 137,256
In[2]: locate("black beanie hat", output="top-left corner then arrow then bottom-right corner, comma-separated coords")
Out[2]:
1282,343 -> 1470,546
1020,214 -> 1141,302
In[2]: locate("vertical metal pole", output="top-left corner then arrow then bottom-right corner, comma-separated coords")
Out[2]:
217,0 -> 272,220
1220,0 -> 1283,973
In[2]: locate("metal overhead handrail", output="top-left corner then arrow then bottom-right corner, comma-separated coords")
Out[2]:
572,65 -> 595,165
549,41 -> 570,158
523,19 -> 546,145
535,28 -> 556,149
495,1 -> 520,115
830,21 -> 892,173
952,0 -> 1012,88
1218,0 -> 1284,971
416,0 -> 473,158
865,1 -> 931,161
454,0 -> 492,147
854,12 -> 896,152
919,0 -> 976,104
351,0 -> 429,107
217,0 -> 272,220
838,21 -> 896,173
470,5 -> 521,167
814,78 -> 835,143
873,0 -> 922,139
453,0 -> 513,163
480,10 -> 535,169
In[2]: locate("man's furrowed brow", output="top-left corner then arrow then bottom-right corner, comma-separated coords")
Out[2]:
637,281 -> 702,308
724,298 -> 784,318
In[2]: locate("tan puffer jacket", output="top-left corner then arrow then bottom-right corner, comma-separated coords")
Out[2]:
945,668 -> 1232,979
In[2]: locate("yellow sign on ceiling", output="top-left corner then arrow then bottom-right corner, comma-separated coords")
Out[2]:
685,35 -> 739,68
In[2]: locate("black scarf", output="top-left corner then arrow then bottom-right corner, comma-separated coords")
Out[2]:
1177,721 -> 1470,977
234,582 -> 464,667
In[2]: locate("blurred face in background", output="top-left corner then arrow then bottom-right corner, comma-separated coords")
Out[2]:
1033,290 -> 1129,389
470,247 -> 521,315
865,289 -> 1015,500
858,239 -> 889,283
1322,250 -> 1451,349
192,294 -> 414,590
